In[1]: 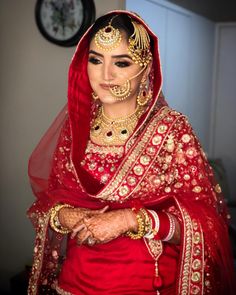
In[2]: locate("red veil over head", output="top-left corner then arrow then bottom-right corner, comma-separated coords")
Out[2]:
28,10 -> 235,295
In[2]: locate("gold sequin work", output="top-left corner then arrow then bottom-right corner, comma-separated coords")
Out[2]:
215,184 -> 222,193
81,140 -> 124,184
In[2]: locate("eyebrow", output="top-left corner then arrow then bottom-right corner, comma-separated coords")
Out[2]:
88,50 -> 132,60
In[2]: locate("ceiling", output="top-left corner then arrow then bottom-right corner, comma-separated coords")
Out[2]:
167,0 -> 236,22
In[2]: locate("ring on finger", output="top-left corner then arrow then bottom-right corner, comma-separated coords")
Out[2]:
87,237 -> 95,246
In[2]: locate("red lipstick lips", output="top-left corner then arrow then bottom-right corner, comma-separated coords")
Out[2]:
100,83 -> 116,90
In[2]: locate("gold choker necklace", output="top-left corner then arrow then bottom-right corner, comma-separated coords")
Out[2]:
90,106 -> 143,145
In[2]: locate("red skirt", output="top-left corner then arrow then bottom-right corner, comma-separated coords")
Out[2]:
58,236 -> 179,295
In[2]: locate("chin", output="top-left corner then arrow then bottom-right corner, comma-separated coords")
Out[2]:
99,95 -> 117,105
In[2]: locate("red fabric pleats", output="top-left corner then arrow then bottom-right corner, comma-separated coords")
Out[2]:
58,237 -> 179,295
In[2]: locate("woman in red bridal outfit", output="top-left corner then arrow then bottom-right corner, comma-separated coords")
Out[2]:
28,10 -> 235,295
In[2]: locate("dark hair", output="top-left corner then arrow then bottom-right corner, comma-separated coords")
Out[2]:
89,13 -> 137,42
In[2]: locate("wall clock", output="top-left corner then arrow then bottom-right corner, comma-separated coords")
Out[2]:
35,0 -> 95,47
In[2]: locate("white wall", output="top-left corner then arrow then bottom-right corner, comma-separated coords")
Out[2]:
210,24 -> 236,201
0,0 -> 125,292
126,0 -> 215,151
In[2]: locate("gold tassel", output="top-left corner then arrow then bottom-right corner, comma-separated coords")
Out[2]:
128,21 -> 152,67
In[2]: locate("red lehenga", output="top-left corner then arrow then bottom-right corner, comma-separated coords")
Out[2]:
27,10 -> 235,295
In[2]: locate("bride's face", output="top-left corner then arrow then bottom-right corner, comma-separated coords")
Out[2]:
87,31 -> 145,105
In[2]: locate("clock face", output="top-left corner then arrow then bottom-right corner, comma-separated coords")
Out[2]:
35,0 -> 95,46
40,0 -> 83,41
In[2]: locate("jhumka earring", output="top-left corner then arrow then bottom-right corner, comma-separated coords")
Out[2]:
92,92 -> 99,100
137,78 -> 152,106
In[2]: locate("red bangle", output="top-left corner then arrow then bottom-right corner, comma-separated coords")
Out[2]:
146,210 -> 160,239
147,211 -> 175,241
162,213 -> 176,241
156,212 -> 171,240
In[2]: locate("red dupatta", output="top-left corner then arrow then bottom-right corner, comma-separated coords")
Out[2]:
28,10 -> 235,294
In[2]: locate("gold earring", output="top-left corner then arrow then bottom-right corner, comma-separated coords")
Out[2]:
92,92 -> 99,100
137,79 -> 152,106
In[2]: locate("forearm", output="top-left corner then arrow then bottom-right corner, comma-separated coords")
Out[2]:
50,204 -> 87,234
58,207 -> 81,230
123,208 -> 139,232
50,204 -> 108,235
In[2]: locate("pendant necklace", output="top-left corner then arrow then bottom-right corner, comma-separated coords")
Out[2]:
90,105 -> 144,145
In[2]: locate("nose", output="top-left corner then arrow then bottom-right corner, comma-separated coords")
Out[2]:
102,62 -> 114,81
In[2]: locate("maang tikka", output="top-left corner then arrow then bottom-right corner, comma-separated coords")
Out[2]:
94,16 -> 122,51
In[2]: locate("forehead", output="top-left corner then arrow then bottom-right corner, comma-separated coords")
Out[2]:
89,31 -> 130,56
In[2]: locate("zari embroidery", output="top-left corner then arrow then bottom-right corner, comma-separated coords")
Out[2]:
175,203 -> 204,295
28,212 -> 50,295
85,140 -> 124,156
55,282 -> 73,295
81,140 -> 124,184
144,238 -> 163,295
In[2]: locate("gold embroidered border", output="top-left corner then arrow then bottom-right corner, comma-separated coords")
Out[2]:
190,220 -> 204,295
116,114 -> 184,201
177,205 -> 193,294
175,200 -> 204,295
28,212 -> 50,295
85,140 -> 124,156
143,238 -> 163,295
144,238 -> 163,260
200,229 -> 204,294
55,282 -> 74,295
93,107 -> 170,200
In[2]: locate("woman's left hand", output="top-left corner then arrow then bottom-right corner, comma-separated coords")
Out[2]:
71,209 -> 137,245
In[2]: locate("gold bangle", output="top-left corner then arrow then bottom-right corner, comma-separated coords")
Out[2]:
126,210 -> 146,239
139,208 -> 152,234
49,204 -> 74,234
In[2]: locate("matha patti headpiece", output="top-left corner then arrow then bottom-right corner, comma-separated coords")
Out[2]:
128,20 -> 152,67
94,16 -> 122,51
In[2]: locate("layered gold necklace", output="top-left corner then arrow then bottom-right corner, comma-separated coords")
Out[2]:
90,106 -> 144,146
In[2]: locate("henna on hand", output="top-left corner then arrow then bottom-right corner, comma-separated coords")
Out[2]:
58,206 -> 109,231
72,208 -> 138,245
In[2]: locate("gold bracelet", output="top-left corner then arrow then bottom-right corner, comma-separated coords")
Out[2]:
126,210 -> 146,239
49,204 -> 74,234
139,208 -> 152,234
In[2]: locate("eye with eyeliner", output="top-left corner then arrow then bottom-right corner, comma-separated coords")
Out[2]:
88,56 -> 102,64
88,55 -> 132,68
115,60 -> 131,68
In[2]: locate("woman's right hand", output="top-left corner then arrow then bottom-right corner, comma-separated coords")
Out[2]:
58,206 -> 109,231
